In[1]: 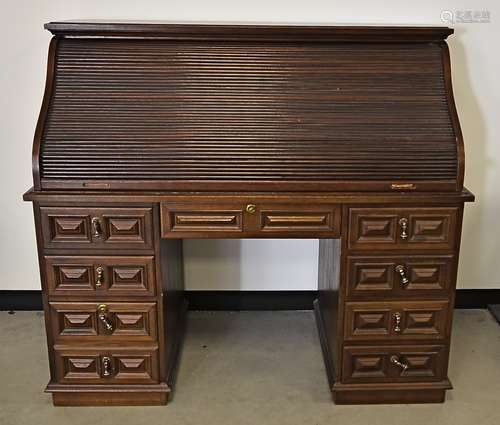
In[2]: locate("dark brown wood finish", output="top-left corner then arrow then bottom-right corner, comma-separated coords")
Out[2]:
53,347 -> 160,384
40,206 -> 154,250
342,345 -> 447,384
44,255 -> 156,296
161,200 -> 341,238
34,23 -> 462,193
345,255 -> 455,298
44,22 -> 453,42
25,22 -> 473,406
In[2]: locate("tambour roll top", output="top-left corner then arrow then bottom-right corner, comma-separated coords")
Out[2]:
34,22 -> 464,192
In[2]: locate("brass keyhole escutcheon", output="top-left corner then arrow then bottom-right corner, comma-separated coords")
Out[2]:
246,204 -> 257,214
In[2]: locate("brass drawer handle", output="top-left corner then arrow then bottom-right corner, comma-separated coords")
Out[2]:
395,265 -> 409,287
101,356 -> 113,377
393,312 -> 402,333
97,304 -> 114,332
390,355 -> 408,371
91,217 -> 102,239
398,218 -> 408,240
95,266 -> 104,287
246,204 -> 257,214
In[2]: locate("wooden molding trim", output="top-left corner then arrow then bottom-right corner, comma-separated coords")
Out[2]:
44,22 -> 453,42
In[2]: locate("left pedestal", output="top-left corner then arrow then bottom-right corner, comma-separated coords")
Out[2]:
30,202 -> 185,406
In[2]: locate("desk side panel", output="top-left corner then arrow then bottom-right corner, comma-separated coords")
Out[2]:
159,238 -> 186,387
317,238 -> 342,387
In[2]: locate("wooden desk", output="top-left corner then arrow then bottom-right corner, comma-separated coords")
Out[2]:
24,22 -> 474,406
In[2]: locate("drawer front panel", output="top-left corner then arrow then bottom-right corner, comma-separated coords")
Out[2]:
162,203 -> 243,236
45,256 -> 156,296
342,345 -> 446,384
407,210 -> 457,247
344,301 -> 450,341
161,201 -> 341,237
257,204 -> 340,236
54,347 -> 159,384
40,207 -> 153,250
346,255 -> 454,298
348,207 -> 458,251
50,302 -> 157,342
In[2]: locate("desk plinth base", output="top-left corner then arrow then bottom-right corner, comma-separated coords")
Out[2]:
47,384 -> 170,406
332,382 -> 451,404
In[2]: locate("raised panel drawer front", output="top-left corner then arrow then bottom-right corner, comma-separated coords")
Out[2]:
342,345 -> 447,384
344,301 -> 450,341
44,256 -> 156,296
348,207 -> 458,251
54,347 -> 159,384
257,204 -> 340,237
346,255 -> 454,298
50,302 -> 157,342
161,202 -> 244,237
40,206 -> 153,250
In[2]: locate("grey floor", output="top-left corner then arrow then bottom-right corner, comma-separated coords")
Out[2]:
1,310 -> 499,425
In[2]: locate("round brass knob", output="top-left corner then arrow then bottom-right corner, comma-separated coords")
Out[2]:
246,204 -> 257,214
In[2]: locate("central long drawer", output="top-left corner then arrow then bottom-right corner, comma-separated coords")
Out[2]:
161,201 -> 341,238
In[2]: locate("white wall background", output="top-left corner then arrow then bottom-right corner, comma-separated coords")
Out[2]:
1,0 -> 498,291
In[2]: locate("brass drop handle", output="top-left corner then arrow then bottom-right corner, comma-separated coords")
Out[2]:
101,356 -> 112,377
95,266 -> 104,287
390,355 -> 408,371
97,304 -> 114,332
91,217 -> 102,239
393,312 -> 402,333
395,265 -> 409,287
246,204 -> 257,214
398,218 -> 408,240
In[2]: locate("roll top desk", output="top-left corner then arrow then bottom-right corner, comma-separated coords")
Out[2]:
24,21 -> 474,406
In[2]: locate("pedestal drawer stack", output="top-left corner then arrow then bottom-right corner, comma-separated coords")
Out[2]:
33,203 -> 179,406
332,205 -> 463,404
